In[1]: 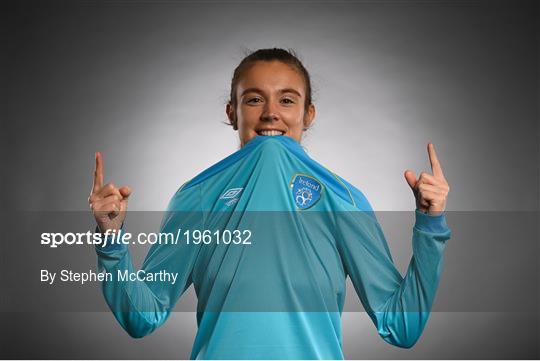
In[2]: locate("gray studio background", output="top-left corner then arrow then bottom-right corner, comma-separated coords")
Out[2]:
2,0 -> 539,359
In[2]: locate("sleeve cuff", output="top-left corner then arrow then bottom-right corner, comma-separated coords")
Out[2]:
94,225 -> 128,254
414,208 -> 450,233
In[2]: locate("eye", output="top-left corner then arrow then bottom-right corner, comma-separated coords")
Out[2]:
281,98 -> 295,104
247,97 -> 262,104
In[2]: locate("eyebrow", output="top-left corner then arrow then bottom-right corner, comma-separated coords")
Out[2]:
240,87 -> 302,97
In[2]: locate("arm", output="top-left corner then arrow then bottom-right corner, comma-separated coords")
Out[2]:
336,207 -> 451,348
95,184 -> 202,338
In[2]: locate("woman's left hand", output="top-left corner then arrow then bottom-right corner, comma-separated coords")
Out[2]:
404,143 -> 450,216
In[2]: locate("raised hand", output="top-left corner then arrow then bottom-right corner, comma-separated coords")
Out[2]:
88,152 -> 132,232
404,143 -> 450,216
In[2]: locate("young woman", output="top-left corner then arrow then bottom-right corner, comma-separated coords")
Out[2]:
89,48 -> 452,359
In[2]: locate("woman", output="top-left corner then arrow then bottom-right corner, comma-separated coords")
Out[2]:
89,48 -> 452,359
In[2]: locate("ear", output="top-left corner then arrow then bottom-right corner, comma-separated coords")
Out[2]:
226,102 -> 238,130
303,104 -> 316,130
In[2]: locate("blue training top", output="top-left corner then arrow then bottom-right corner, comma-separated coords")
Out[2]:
95,135 -> 452,359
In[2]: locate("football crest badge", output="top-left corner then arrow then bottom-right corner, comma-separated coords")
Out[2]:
290,174 -> 323,210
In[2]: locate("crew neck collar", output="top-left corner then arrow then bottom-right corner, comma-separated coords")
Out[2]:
243,135 -> 306,154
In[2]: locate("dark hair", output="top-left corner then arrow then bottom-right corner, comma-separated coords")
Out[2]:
227,47 -> 313,128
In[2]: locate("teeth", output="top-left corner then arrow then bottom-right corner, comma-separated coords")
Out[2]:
258,130 -> 284,136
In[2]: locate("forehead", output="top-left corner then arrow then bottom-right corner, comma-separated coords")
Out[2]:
237,61 -> 305,94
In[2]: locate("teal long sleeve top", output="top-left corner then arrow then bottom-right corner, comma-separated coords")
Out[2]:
95,135 -> 452,359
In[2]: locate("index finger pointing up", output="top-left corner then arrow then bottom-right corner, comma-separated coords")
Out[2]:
92,151 -> 104,192
428,142 -> 445,179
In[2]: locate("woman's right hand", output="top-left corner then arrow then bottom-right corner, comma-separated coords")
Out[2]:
88,152 -> 132,233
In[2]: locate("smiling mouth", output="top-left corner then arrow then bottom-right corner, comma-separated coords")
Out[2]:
257,130 -> 285,136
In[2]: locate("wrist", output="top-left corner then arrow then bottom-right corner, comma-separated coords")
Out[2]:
414,208 -> 449,233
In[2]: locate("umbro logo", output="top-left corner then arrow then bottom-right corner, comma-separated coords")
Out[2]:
220,187 -> 243,206
220,187 -> 243,199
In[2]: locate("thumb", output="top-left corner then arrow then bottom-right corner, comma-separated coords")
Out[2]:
119,186 -> 132,199
404,170 -> 417,191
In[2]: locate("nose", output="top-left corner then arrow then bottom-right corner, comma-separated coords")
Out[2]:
261,101 -> 279,122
